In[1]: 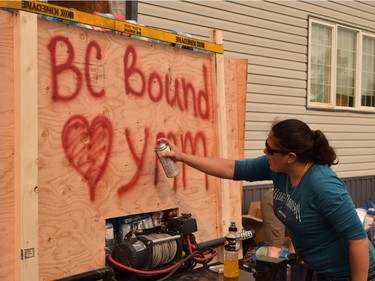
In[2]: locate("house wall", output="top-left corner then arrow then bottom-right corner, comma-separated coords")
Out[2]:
137,1 -> 375,185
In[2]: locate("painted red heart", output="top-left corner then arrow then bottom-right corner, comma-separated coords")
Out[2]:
62,115 -> 113,201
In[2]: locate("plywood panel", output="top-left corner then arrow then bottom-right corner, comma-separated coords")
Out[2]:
0,7 -> 245,279
0,10 -> 15,281
35,18 -> 244,279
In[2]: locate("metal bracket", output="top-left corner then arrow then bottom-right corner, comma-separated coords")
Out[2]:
21,248 -> 35,260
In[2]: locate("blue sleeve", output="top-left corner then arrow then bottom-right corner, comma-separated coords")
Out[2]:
233,155 -> 272,182
315,170 -> 366,240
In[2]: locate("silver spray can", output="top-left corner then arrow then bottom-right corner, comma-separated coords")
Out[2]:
155,141 -> 180,178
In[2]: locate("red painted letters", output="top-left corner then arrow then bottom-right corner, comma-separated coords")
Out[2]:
117,128 -> 150,196
61,115 -> 113,201
49,36 -> 213,200
124,45 -> 210,120
48,36 -> 105,101
48,36 -> 83,101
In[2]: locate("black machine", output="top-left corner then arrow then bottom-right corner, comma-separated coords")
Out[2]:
55,213 -> 236,281
109,213 -> 223,280
252,256 -> 288,281
242,252 -> 312,281
55,214 -> 304,281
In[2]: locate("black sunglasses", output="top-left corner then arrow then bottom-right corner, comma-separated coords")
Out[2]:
265,140 -> 290,156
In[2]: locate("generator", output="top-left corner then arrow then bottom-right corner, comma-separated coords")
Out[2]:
55,213 -> 254,281
109,213 -> 228,279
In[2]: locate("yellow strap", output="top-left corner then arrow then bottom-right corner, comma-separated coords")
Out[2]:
0,0 -> 224,53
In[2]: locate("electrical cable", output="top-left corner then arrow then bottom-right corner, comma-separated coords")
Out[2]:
154,250 -> 202,281
187,233 -> 194,253
109,233 -> 219,279
109,250 -> 200,277
108,254 -> 181,275
186,234 -> 217,264
192,249 -> 218,263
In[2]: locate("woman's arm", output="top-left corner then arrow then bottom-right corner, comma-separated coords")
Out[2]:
157,138 -> 235,179
349,237 -> 369,281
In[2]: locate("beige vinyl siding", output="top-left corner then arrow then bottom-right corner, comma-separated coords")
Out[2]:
138,1 -> 375,180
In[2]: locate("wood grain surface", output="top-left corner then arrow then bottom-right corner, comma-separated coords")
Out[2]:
0,11 -> 247,280
0,9 -> 16,281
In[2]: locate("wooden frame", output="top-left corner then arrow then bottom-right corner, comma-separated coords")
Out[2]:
0,7 -> 247,280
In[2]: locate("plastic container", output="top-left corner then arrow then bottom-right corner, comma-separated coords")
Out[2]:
223,222 -> 239,278
105,220 -> 115,257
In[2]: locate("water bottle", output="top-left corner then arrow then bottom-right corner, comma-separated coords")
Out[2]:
105,220 -> 115,257
224,222 -> 240,278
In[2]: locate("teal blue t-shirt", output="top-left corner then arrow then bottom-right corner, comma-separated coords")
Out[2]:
234,155 -> 375,278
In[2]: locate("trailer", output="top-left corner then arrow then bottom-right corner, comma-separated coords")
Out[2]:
0,2 -> 247,280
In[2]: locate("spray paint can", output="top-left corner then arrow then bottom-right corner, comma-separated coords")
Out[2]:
155,141 -> 180,178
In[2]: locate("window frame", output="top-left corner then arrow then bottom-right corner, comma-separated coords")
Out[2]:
307,18 -> 375,113
361,32 -> 375,109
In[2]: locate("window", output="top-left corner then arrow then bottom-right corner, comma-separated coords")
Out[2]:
309,23 -> 333,104
308,19 -> 375,112
362,36 -> 375,107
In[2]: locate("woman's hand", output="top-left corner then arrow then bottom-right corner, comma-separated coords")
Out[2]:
156,138 -> 183,161
156,138 -> 235,179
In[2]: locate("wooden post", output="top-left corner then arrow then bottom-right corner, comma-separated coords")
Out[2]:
210,30 -> 231,238
14,11 -> 39,280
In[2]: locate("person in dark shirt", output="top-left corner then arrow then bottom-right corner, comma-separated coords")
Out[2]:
158,119 -> 375,281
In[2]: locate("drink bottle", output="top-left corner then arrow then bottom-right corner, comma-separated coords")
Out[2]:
223,222 -> 240,278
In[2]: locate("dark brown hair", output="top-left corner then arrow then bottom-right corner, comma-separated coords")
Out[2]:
272,119 -> 338,166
